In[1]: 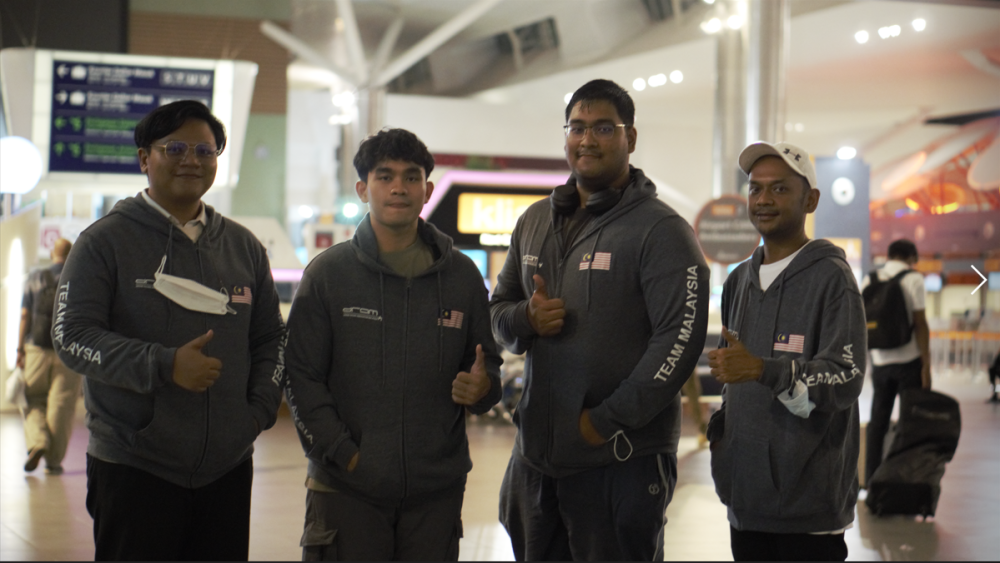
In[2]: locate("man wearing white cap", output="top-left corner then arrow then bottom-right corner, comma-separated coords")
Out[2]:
706,142 -> 866,560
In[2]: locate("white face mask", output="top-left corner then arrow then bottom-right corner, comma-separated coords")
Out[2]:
153,255 -> 235,315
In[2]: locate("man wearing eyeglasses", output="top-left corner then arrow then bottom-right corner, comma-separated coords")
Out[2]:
490,79 -> 710,560
55,100 -> 286,560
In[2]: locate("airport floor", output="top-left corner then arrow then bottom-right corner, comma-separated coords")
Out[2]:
1,373 -> 997,561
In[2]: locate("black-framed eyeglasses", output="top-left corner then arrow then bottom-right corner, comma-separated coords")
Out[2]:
563,123 -> 628,140
153,141 -> 222,160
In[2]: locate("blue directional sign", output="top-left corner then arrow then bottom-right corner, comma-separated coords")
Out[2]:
49,60 -> 214,174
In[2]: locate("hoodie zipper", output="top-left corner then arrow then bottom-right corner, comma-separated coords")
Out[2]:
192,242 -> 212,478
400,276 -> 411,498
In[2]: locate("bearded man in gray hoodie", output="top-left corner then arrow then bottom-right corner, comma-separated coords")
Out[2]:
708,142 -> 866,561
491,79 -> 710,561
284,128 -> 502,560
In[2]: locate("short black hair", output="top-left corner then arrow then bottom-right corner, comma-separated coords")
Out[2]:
353,128 -> 435,181
887,239 -> 918,261
564,79 -> 636,125
134,100 -> 227,153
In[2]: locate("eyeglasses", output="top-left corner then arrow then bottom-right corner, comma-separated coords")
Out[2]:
153,141 -> 222,160
563,123 -> 628,140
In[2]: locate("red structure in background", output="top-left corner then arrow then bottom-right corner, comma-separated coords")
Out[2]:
870,115 -> 1000,258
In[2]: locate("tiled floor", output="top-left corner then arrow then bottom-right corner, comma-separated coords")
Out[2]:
1,373 -> 997,561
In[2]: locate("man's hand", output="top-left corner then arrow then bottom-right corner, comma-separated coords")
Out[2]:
452,344 -> 492,405
15,348 -> 25,370
172,330 -> 223,392
579,408 -> 607,446
527,274 -> 565,337
708,327 -> 764,384
921,359 -> 932,390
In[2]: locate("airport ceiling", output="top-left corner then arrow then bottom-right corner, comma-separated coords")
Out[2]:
136,0 -> 1000,172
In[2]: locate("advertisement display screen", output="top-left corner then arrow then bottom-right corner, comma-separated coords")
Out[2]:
49,60 -> 214,174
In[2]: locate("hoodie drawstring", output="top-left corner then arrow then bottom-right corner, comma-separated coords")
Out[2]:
610,430 -> 633,462
379,272 -> 387,388
436,273 -> 444,378
584,228 -> 605,310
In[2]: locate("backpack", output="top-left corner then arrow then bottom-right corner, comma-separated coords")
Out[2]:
30,268 -> 58,349
862,269 -> 913,350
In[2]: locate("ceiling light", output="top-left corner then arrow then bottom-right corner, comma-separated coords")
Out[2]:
669,70 -> 684,84
912,18 -> 926,32
701,17 -> 722,34
648,73 -> 667,87
298,205 -> 315,220
633,78 -> 646,91
342,202 -> 359,218
703,0 -> 715,4
332,90 -> 356,108
564,92 -> 573,104
878,25 -> 901,39
837,146 -> 857,160
855,30 -> 869,44
794,123 -> 804,132
727,15 -> 743,30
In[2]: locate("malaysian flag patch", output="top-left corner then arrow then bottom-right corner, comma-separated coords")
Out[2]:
438,309 -> 464,329
231,285 -> 253,305
774,332 -> 804,353
579,252 -> 612,271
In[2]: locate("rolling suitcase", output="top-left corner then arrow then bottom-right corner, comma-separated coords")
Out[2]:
865,388 -> 961,518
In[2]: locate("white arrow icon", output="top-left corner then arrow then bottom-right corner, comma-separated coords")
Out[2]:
55,91 -> 68,104
57,64 -> 68,78
972,265 -> 987,295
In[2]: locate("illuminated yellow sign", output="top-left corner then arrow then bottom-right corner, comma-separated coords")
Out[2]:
457,193 -> 546,234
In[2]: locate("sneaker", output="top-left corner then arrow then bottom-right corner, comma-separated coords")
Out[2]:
24,448 -> 45,472
45,466 -> 64,475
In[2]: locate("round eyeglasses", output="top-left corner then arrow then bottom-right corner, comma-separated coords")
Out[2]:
563,123 -> 628,140
153,141 -> 222,160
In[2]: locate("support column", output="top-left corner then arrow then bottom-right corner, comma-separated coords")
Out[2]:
746,0 -> 788,146
712,12 -> 746,198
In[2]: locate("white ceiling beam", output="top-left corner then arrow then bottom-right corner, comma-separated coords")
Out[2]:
370,14 -> 405,78
260,21 -> 361,86
859,106 -> 934,158
374,0 -> 505,87
334,0 -> 369,84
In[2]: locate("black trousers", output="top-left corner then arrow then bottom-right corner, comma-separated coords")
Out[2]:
300,480 -> 465,561
866,358 -> 923,483
499,452 -> 676,561
86,454 -> 253,561
730,527 -> 847,561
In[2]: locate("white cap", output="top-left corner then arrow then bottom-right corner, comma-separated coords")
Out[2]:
738,141 -> 817,190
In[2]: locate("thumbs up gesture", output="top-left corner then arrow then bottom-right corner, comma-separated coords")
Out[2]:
453,344 -> 492,406
528,274 -> 565,337
707,327 -> 764,384
172,330 -> 224,392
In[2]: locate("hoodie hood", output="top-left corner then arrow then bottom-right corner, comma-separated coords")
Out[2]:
555,166 -> 657,227
109,192 -> 226,243
747,238 -> 848,291
350,214 -> 455,277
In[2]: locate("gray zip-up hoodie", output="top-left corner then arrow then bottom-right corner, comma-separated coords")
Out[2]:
490,167 -> 710,477
284,216 -> 502,505
707,240 -> 865,534
54,194 -> 286,488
